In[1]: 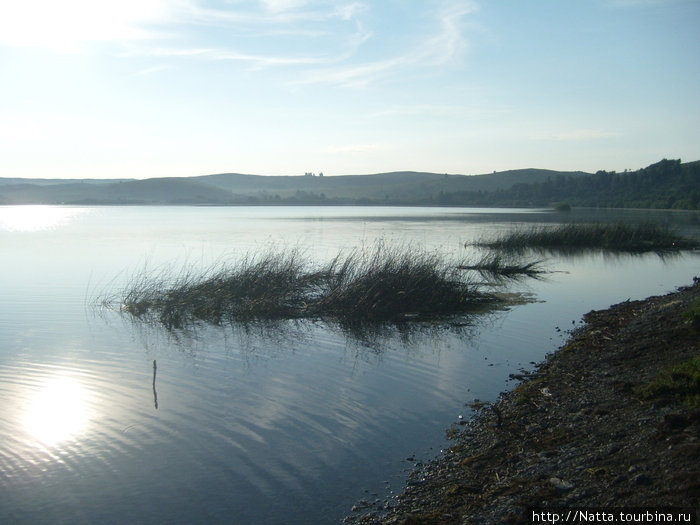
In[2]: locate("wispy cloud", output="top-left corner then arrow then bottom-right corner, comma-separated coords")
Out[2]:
125,45 -> 335,70
419,2 -> 478,64
212,50 -> 328,67
108,2 -> 371,73
120,46 -> 214,58
0,0 -> 366,53
179,1 -> 367,27
293,1 -> 480,88
0,0 -> 479,92
296,56 -> 405,88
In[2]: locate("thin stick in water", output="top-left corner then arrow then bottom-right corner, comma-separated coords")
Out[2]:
152,359 -> 158,410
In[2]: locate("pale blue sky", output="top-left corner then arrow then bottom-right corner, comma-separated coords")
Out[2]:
1,0 -> 698,178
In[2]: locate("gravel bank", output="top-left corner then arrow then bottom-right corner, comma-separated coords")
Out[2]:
346,278 -> 700,524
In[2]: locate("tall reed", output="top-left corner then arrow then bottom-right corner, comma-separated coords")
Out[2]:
310,246 -> 489,322
110,245 -> 501,329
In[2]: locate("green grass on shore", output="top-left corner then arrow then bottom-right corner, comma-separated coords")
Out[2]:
641,355 -> 700,408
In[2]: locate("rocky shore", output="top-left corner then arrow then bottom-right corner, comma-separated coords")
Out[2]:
346,278 -> 700,524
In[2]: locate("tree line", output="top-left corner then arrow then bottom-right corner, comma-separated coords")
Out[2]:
434,159 -> 700,210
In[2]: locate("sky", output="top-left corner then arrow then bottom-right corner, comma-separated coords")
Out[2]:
1,0 -> 699,179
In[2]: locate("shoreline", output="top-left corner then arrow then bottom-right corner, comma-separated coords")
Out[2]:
346,279 -> 700,524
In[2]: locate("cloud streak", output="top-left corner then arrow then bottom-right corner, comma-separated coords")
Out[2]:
0,0 -> 367,53
1,0 -> 478,89
292,1 -> 479,88
1,0 -> 479,95
421,2 -> 478,64
119,1 -> 373,75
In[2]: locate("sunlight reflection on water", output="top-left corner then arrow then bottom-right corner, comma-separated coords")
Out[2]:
0,205 -> 88,232
22,375 -> 91,447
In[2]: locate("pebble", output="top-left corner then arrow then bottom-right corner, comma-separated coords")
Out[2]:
607,443 -> 621,455
549,477 -> 574,491
631,473 -> 653,486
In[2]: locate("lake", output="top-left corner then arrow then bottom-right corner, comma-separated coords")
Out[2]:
1,205 -> 698,524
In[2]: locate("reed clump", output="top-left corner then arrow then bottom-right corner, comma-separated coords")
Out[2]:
311,248 -> 491,322
112,246 -> 502,329
118,250 -> 314,328
474,222 -> 698,253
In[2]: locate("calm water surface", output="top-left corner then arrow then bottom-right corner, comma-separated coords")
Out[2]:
1,206 -> 698,524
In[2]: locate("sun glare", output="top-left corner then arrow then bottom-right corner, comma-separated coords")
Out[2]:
23,376 -> 91,447
0,0 -> 169,52
0,206 -> 86,232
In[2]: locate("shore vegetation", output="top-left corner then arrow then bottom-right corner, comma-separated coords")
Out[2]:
473,222 -> 698,254
641,355 -> 700,408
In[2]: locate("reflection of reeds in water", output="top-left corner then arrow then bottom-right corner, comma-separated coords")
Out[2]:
105,245 -> 520,330
458,253 -> 546,282
473,222 -> 698,254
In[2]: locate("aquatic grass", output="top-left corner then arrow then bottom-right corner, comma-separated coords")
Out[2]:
120,250 -> 314,328
310,246 -> 492,322
473,222 -> 698,254
108,245 -> 506,329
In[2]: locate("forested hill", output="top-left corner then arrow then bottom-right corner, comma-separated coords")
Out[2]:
0,159 -> 697,209
434,159 -> 700,210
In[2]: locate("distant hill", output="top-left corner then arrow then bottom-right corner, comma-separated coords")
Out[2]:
194,168 -> 589,203
0,178 -> 235,205
0,178 -> 130,186
434,159 -> 700,210
0,168 -> 588,205
0,160 -> 696,209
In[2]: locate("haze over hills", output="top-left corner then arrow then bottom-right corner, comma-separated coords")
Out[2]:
194,168 -> 593,202
0,159 -> 697,209
0,167 -> 590,205
0,178 -> 130,187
